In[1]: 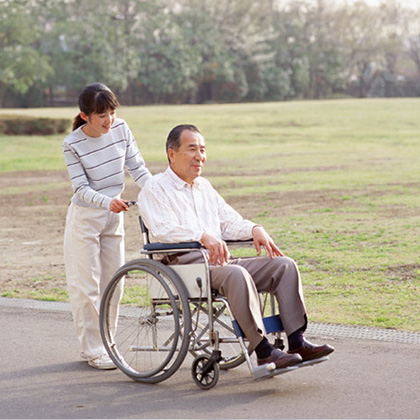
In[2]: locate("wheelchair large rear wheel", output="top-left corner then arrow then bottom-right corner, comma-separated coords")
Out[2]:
100,259 -> 191,383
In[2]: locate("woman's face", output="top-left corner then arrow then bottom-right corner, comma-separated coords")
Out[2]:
80,108 -> 116,137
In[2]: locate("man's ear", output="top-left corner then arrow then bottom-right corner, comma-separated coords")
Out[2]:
167,148 -> 175,164
79,112 -> 89,122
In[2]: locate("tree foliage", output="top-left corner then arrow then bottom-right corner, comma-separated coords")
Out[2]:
1,0 -> 419,107
0,0 -> 52,103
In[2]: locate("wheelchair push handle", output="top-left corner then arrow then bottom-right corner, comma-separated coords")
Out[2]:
125,200 -> 138,207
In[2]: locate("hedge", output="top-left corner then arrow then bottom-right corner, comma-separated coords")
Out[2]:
0,115 -> 71,135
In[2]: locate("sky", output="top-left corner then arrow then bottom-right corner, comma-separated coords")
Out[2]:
283,0 -> 420,9
342,0 -> 420,6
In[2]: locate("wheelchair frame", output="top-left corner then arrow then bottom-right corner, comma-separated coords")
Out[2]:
99,213 -> 328,390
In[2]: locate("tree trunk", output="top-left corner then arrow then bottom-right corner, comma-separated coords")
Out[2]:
0,83 -> 5,108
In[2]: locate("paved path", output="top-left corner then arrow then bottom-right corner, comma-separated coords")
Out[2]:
0,298 -> 419,419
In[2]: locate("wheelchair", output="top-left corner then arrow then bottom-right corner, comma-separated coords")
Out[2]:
99,212 -> 328,390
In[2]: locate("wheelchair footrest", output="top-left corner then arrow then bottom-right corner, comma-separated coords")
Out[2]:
252,356 -> 329,380
252,363 -> 298,380
297,355 -> 329,368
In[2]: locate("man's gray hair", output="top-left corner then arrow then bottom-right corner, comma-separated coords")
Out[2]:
166,124 -> 201,156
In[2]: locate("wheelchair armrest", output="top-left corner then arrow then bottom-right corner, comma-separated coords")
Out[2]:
143,239 -> 253,253
144,241 -> 202,251
225,239 -> 254,246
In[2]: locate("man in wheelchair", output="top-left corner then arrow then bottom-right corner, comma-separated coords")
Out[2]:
138,124 -> 334,370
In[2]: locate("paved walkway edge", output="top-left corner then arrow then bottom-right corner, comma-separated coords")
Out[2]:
1,296 -> 419,344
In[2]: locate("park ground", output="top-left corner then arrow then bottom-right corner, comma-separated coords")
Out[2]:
1,99 -> 419,331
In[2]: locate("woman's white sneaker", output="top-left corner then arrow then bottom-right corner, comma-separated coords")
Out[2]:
88,354 -> 116,370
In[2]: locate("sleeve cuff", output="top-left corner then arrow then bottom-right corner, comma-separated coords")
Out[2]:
104,197 -> 113,210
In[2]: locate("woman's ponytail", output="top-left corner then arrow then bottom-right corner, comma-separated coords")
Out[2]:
72,114 -> 85,131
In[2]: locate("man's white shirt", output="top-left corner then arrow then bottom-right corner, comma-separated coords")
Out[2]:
138,167 -> 256,244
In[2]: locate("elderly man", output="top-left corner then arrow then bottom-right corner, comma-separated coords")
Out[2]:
138,124 -> 334,369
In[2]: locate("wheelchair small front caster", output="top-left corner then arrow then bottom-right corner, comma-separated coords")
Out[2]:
192,355 -> 219,390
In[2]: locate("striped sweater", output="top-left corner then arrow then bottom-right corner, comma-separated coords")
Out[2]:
63,118 -> 151,210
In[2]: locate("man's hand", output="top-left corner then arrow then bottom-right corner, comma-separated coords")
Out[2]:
252,225 -> 284,258
201,232 -> 230,266
110,198 -> 129,213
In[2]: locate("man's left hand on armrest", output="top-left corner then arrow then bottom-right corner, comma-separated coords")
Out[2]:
252,225 -> 284,258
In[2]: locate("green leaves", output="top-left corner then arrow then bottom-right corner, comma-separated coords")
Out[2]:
1,0 -> 419,106
0,0 -> 52,95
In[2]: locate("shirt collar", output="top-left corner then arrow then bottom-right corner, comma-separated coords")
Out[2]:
166,166 -> 203,190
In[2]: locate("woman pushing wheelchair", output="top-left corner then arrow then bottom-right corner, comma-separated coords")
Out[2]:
63,83 -> 152,369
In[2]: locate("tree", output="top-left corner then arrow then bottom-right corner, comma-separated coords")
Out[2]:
135,13 -> 202,103
300,0 -> 346,99
0,0 -> 52,106
38,0 -> 156,105
400,2 -> 420,93
256,1 -> 311,101
170,0 -> 265,103
339,1 -> 387,97
2,0 -> 419,106
377,1 -> 404,97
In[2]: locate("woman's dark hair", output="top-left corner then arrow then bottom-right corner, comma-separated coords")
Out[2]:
72,83 -> 120,131
166,124 -> 201,159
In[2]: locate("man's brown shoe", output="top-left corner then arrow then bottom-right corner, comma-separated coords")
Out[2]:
257,348 -> 302,369
288,340 -> 334,362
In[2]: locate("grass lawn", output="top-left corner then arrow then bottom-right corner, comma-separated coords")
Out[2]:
1,98 -> 419,331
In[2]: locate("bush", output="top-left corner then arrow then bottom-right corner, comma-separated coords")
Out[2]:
0,115 -> 71,135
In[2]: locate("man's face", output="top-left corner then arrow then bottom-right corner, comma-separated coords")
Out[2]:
169,129 -> 206,184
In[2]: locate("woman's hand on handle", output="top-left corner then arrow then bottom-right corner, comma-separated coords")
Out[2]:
110,198 -> 130,213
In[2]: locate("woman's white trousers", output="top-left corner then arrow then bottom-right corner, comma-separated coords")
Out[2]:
63,204 -> 124,360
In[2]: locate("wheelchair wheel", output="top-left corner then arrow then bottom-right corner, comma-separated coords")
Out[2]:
192,355 -> 219,390
100,259 -> 191,383
189,299 -> 252,370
